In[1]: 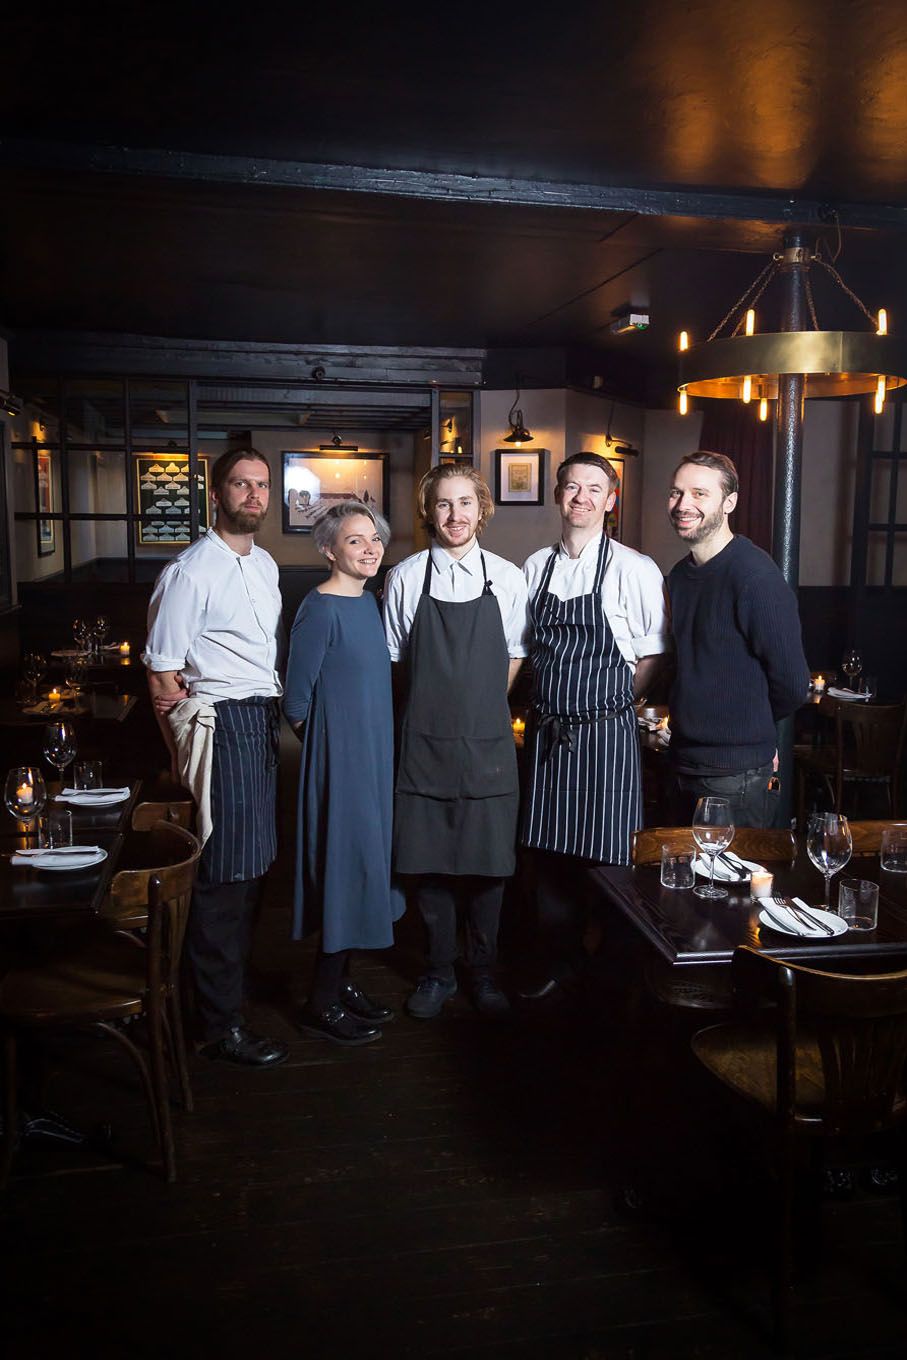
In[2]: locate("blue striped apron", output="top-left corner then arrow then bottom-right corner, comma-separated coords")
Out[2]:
199,696 -> 280,885
521,534 -> 641,864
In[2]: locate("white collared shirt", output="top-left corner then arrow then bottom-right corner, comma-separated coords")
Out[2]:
143,528 -> 284,702
522,533 -> 670,669
383,540 -> 530,661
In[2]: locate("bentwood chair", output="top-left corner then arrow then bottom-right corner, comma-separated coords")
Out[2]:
632,825 -> 797,867
0,822 -> 200,1185
131,797 -> 195,832
691,947 -> 907,1348
797,698 -> 907,825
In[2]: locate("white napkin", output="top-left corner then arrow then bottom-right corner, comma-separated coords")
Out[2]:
693,850 -> 764,880
760,898 -> 839,937
826,686 -> 871,701
11,845 -> 102,866
59,786 -> 130,798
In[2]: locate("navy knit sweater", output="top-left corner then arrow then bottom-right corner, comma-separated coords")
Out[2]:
667,535 -> 810,774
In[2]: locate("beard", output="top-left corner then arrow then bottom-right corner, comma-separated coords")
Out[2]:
219,504 -> 266,534
671,504 -> 725,544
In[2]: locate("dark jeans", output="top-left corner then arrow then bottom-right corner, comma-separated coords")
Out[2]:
187,877 -> 263,1040
416,875 -> 504,981
671,761 -> 780,829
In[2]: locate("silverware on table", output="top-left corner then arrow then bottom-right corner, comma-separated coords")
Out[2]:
771,894 -> 836,936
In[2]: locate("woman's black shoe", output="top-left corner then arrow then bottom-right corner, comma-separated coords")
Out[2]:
298,1003 -> 382,1046
338,980 -> 395,1023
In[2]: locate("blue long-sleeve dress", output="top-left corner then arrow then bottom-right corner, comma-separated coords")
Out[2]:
283,589 -> 403,950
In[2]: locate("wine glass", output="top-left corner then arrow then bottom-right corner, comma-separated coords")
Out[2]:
64,654 -> 88,696
841,649 -> 863,688
22,651 -> 47,700
806,812 -> 852,912
73,617 -> 91,653
4,766 -> 47,835
692,796 -> 735,900
92,615 -> 110,656
42,721 -> 77,785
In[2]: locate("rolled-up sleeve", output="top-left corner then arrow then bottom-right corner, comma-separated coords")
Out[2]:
143,566 -> 205,673
623,556 -> 671,659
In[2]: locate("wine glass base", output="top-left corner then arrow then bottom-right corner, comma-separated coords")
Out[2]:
694,884 -> 729,899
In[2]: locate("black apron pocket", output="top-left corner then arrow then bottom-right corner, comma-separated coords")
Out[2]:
397,730 -> 517,800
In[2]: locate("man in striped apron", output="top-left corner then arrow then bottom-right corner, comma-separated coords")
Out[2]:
144,449 -> 288,1067
520,454 -> 670,1000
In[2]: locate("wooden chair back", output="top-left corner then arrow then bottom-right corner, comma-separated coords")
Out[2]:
834,699 -> 907,813
848,819 -> 906,855
131,799 -> 195,832
632,826 -> 797,866
732,945 -> 907,1136
103,822 -> 200,950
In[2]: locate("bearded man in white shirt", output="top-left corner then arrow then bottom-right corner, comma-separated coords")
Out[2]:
143,449 -> 288,1067
520,453 -> 670,1001
383,467 -> 530,1020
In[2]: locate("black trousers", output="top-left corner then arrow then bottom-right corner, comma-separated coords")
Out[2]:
187,877 -> 263,1040
416,875 -> 504,981
310,948 -> 351,1011
530,850 -> 605,981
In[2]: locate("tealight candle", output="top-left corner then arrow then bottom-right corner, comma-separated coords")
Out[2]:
511,717 -> 526,736
17,781 -> 34,806
813,674 -> 826,692
48,687 -> 61,701
750,870 -> 774,898
119,641 -> 131,656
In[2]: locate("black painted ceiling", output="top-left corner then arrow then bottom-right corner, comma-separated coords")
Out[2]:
3,1 -> 907,385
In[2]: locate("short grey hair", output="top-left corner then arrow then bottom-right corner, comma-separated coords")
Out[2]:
312,499 -> 390,557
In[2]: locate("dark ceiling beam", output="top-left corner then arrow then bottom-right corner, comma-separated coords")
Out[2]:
5,138 -> 907,232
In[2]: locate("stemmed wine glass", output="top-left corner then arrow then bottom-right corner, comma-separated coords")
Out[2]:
841,650 -> 863,689
4,766 -> 47,836
73,617 -> 91,653
64,654 -> 88,696
92,615 -> 111,657
806,812 -> 852,912
42,721 -> 77,786
22,651 -> 47,702
692,796 -> 735,900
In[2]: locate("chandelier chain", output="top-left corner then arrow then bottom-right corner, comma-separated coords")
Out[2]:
708,259 -> 780,342
803,272 -> 820,331
812,258 -> 877,326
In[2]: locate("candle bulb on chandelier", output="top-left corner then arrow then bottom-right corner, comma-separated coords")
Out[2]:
678,331 -> 689,351
678,388 -> 688,415
875,375 -> 887,414
745,309 -> 756,336
877,308 -> 888,336
759,396 -> 769,422
741,375 -> 752,404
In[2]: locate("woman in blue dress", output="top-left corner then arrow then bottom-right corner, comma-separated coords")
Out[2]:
284,501 -> 403,1045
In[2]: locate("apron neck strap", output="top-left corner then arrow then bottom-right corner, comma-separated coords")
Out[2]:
592,532 -> 610,592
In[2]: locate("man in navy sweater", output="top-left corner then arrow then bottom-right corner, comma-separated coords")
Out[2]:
666,451 -> 810,827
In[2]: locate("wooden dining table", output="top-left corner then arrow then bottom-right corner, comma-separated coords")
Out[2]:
592,843 -> 907,970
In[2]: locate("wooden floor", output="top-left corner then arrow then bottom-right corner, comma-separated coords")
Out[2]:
3,804 -> 907,1357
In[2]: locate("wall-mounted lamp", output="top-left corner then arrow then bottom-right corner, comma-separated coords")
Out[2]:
503,379 -> 533,446
1,390 -> 22,417
319,432 -> 359,453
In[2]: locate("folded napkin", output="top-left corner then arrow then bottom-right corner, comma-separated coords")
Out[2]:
760,897 -> 841,937
11,845 -> 102,866
59,786 -> 130,798
826,685 -> 871,701
693,850 -> 763,881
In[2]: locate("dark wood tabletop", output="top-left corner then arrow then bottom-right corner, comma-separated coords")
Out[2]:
0,827 -> 124,924
592,845 -> 907,969
0,692 -> 138,727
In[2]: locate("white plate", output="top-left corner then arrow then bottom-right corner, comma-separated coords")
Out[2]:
27,849 -> 108,872
57,792 -> 130,807
759,903 -> 847,937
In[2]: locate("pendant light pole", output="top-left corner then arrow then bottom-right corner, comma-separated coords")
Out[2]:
773,229 -> 811,824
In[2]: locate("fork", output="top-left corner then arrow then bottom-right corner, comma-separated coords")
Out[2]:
771,895 -> 836,936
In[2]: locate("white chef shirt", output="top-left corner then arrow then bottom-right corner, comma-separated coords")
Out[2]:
522,533 -> 670,669
143,528 -> 284,702
384,541 -> 530,662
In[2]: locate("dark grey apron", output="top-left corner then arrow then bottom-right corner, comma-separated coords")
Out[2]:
393,550 -> 519,877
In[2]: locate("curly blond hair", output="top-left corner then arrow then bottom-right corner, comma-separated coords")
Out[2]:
417,465 -> 494,537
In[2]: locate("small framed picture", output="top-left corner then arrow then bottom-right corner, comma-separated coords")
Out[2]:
282,451 -> 389,533
35,450 -> 55,556
605,454 -> 623,541
493,448 -> 546,506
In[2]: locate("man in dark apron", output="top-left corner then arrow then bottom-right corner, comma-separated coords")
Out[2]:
383,467 -> 529,1019
520,453 -> 670,1001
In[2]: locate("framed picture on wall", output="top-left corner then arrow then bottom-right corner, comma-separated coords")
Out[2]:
605,454 -> 624,541
493,448 -> 546,506
135,453 -> 209,546
35,449 -> 55,557
282,452 -> 389,533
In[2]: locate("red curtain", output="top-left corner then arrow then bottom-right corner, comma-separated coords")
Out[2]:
699,403 -> 773,552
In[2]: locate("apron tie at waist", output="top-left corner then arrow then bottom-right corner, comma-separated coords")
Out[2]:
535,701 -> 635,761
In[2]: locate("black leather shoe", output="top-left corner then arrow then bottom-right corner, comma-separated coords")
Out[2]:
471,975 -> 512,1018
201,1024 -> 289,1067
298,1003 -> 382,1046
338,980 -> 395,1024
